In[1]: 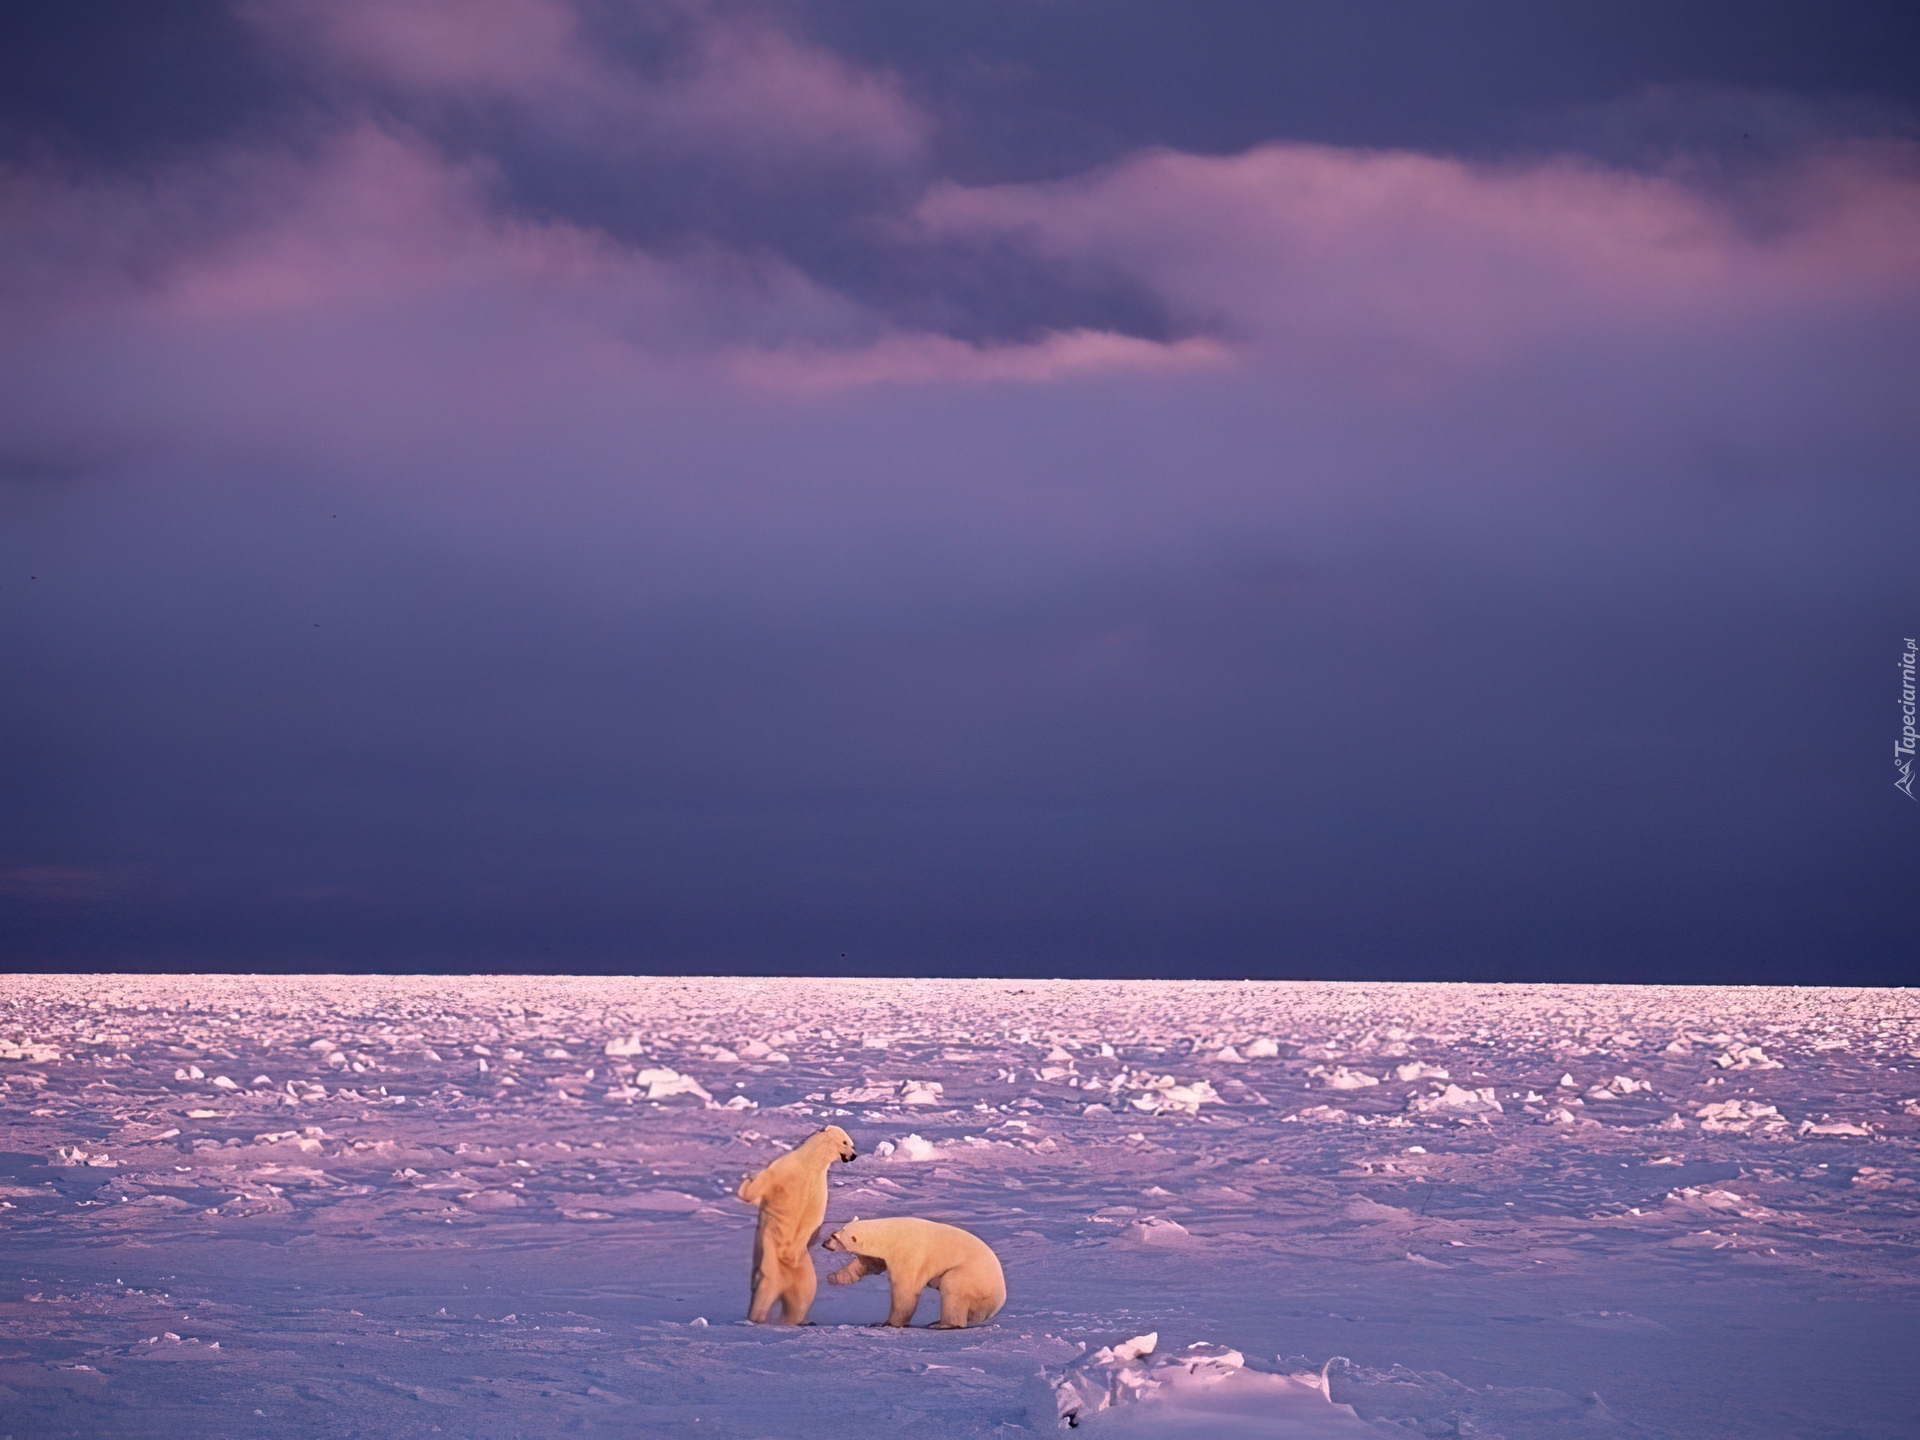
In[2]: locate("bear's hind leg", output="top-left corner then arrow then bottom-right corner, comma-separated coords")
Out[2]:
779,1261 -> 818,1325
932,1284 -> 981,1329
747,1270 -> 784,1324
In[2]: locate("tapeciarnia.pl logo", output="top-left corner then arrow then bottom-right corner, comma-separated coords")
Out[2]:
1899,638 -> 1917,800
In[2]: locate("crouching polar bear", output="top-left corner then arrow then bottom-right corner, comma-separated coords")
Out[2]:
825,1217 -> 1006,1328
736,1125 -> 857,1324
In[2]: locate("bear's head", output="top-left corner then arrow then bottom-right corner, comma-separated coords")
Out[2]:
816,1124 -> 856,1162
823,1223 -> 859,1252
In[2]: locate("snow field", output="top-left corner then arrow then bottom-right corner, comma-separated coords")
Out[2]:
1,977 -> 1917,1437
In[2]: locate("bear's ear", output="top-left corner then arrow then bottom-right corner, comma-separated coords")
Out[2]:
737,1174 -> 765,1204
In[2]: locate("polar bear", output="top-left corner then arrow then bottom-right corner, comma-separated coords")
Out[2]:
824,1217 -> 1006,1328
735,1125 -> 857,1324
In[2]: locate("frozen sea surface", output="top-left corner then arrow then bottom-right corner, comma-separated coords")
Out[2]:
2,977 -> 1917,1439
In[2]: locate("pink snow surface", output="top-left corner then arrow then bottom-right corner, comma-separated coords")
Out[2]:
2,976 -> 1917,1438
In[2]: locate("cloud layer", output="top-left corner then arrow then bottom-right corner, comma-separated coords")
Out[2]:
3,1 -> 1915,977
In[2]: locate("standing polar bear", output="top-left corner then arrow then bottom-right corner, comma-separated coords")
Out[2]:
735,1125 -> 857,1324
825,1217 -> 1006,1328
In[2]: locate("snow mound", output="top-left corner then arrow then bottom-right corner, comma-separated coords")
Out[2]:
1393,1062 -> 1449,1082
1044,1336 -> 1371,1435
1318,1067 -> 1379,1091
602,1035 -> 646,1057
1343,1197 -> 1410,1223
1119,1217 -> 1191,1245
1243,1038 -> 1280,1058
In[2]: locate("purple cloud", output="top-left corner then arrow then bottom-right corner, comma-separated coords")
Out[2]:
1,5 -> 1913,975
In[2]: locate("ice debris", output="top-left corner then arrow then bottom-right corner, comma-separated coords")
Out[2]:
1286,1104 -> 1354,1124
1713,1045 -> 1782,1071
51,1145 -> 115,1167
1406,1085 -> 1503,1121
634,1068 -> 713,1104
1586,1075 -> 1651,1099
1798,1118 -> 1871,1137
876,1134 -> 937,1161
1695,1100 -> 1786,1133
1128,1078 -> 1222,1116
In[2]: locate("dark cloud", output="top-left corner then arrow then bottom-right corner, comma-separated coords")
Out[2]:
1,2 -> 1915,979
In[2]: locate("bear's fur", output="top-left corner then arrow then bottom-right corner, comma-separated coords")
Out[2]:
735,1125 -> 856,1324
824,1217 -> 1006,1328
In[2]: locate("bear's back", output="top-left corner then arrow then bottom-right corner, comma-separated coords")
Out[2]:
858,1217 -> 998,1270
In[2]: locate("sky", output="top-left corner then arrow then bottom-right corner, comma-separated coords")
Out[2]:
3,2 -> 1917,982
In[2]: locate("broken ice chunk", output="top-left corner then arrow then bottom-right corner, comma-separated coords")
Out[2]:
829,1083 -> 894,1105
1321,1067 -> 1380,1090
1798,1118 -> 1871,1137
634,1068 -> 713,1103
51,1146 -> 115,1167
1129,1079 -> 1222,1115
1712,1045 -> 1782,1071
1406,1085 -> 1503,1121
1285,1104 -> 1353,1124
1695,1099 -> 1785,1132
0,1039 -> 60,1062
886,1134 -> 937,1161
